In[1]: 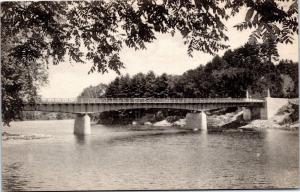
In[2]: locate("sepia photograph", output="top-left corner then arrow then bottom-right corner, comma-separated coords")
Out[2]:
1,0 -> 299,191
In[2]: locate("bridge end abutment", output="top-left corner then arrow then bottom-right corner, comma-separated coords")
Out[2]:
186,111 -> 207,131
260,97 -> 289,120
243,97 -> 289,121
74,114 -> 91,135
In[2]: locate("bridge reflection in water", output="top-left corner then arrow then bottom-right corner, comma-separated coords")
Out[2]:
23,97 -> 288,135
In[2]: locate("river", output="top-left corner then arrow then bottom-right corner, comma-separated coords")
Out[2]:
2,120 -> 299,191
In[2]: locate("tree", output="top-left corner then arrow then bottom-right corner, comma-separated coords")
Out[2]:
1,34 -> 48,125
277,60 -> 298,97
233,0 -> 298,44
153,73 -> 169,98
105,77 -> 121,98
78,83 -> 107,98
130,73 -> 147,97
144,71 -> 157,97
260,34 -> 279,63
118,74 -> 132,97
1,0 -> 298,124
1,2 -> 70,125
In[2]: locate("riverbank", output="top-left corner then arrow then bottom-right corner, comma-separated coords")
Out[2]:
239,100 -> 299,131
216,100 -> 298,131
2,120 -> 73,141
2,131 -> 52,141
130,100 -> 299,132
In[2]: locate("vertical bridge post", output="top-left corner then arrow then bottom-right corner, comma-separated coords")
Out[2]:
186,111 -> 207,131
74,114 -> 91,135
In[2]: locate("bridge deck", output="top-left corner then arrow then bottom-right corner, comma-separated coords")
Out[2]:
30,98 -> 264,104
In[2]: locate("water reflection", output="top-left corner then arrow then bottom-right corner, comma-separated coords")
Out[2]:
74,135 -> 91,145
105,129 -> 194,144
263,130 -> 299,188
2,162 -> 30,191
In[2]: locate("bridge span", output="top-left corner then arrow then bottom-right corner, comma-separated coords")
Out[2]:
23,97 -> 289,135
24,98 -> 264,114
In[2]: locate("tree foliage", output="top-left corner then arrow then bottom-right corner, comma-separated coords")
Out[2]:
2,0 -> 297,74
78,83 -> 107,98
232,0 -> 298,44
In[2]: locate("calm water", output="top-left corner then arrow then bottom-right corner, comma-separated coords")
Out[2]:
2,120 -> 299,191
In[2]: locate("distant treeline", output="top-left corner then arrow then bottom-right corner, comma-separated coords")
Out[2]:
21,111 -> 75,121
78,42 -> 298,124
81,43 -> 298,99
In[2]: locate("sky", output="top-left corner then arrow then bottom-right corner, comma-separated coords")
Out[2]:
39,9 -> 299,98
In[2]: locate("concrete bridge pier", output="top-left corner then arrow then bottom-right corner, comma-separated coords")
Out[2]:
74,114 -> 91,135
242,107 -> 252,121
186,111 -> 207,131
243,107 -> 266,121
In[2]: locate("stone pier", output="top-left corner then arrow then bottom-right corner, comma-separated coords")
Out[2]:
242,107 -> 252,121
186,111 -> 207,131
242,107 -> 262,121
74,114 -> 91,135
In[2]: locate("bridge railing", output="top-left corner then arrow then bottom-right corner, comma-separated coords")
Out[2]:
33,97 -> 264,104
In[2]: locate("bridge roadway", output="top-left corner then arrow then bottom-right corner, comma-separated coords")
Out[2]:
24,97 -> 264,114
34,97 -> 264,104
24,97 -> 287,135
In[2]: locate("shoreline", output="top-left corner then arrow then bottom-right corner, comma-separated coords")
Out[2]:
2,131 -> 52,141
